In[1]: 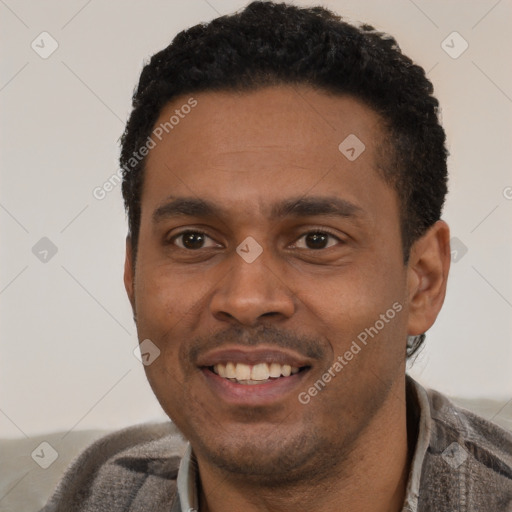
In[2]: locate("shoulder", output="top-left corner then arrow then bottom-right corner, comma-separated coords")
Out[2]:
420,386 -> 512,510
41,422 -> 186,512
427,387 -> 512,467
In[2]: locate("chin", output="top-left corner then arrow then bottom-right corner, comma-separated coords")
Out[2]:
189,420 -> 332,485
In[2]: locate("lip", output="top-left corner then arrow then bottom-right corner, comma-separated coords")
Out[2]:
201,366 -> 310,406
196,346 -> 312,368
196,346 -> 313,406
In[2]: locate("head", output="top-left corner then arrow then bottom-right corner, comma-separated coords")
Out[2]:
122,1 -> 450,487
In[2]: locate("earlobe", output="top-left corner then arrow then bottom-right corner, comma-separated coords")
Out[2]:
406,220 -> 451,336
124,236 -> 136,312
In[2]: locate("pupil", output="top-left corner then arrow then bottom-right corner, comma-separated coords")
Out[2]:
183,232 -> 204,249
306,232 -> 328,249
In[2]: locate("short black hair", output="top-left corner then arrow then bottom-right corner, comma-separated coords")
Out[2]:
120,0 -> 448,358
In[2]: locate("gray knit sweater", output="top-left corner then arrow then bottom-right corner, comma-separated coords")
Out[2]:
41,379 -> 512,511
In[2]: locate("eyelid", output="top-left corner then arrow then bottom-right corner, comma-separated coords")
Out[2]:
168,229 -> 222,249
165,226 -> 346,250
290,228 -> 345,249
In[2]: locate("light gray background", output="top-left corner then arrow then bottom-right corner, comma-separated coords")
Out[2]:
1,0 -> 511,441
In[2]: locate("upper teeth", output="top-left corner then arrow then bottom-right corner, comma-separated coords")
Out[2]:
213,362 -> 300,381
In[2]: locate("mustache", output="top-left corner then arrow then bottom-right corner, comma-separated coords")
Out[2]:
186,324 -> 328,364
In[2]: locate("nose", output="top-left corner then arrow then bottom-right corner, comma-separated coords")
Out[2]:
210,248 -> 296,326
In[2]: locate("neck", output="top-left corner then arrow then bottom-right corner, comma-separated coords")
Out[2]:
196,376 -> 413,512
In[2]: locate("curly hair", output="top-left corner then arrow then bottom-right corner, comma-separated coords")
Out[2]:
120,1 -> 448,358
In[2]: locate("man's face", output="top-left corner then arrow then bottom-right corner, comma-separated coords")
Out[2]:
126,86 -> 417,483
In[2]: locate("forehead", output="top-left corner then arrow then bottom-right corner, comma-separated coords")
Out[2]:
141,86 -> 396,223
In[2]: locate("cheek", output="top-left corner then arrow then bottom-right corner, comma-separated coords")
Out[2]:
300,261 -> 407,359
306,278 -> 407,415
142,359 -> 189,431
133,260 -> 211,372
133,269 -> 187,379
134,262 -> 189,323
308,266 -> 403,321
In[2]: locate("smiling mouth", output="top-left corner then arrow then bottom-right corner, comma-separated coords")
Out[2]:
208,362 -> 309,385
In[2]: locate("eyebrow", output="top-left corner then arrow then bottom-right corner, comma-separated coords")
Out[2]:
153,197 -> 222,224
270,196 -> 363,219
152,195 -> 364,224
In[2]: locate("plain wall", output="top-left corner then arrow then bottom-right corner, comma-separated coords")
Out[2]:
1,0 -> 511,439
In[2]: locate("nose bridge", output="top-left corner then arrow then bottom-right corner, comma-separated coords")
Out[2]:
210,244 -> 295,325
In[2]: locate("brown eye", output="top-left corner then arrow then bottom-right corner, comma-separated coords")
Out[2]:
294,231 -> 340,250
305,232 -> 328,249
174,231 -> 218,250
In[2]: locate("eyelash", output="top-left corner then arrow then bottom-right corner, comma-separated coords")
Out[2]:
168,228 -> 344,250
292,230 -> 342,249
170,230 -> 221,249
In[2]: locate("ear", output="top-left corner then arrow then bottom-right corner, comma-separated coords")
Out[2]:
406,220 -> 451,336
124,236 -> 136,313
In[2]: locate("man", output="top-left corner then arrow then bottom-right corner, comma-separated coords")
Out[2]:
42,2 -> 512,511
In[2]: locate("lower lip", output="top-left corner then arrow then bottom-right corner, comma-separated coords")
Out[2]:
201,367 -> 309,406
